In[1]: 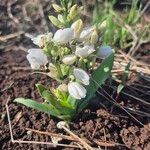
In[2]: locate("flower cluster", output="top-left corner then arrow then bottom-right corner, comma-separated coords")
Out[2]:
28,17 -> 113,101
27,18 -> 112,100
15,1 -> 114,120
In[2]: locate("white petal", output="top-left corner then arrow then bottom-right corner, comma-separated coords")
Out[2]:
75,45 -> 95,57
31,35 -> 43,46
62,55 -> 77,65
68,82 -> 86,99
26,55 -> 40,69
53,28 -> 74,44
97,46 -> 113,59
79,27 -> 92,41
31,33 -> 53,47
74,68 -> 90,85
28,49 -> 48,64
27,49 -> 48,69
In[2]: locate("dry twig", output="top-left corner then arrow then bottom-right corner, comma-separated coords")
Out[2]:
138,1 -> 150,19
61,125 -> 94,150
0,31 -> 24,42
113,50 -> 150,77
26,128 -> 82,142
7,0 -> 19,24
36,0 -> 49,32
63,128 -> 94,150
94,139 -> 121,148
91,78 -> 144,126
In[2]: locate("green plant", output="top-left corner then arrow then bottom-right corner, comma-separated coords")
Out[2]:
14,0 -> 114,121
92,0 -> 148,50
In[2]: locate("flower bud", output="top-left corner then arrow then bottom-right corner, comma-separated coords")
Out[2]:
48,15 -> 62,28
58,84 -> 68,92
57,14 -> 64,24
97,46 -> 113,59
75,45 -> 95,58
89,62 -> 94,67
83,59 -> 88,63
73,68 -> 90,85
26,49 -> 48,70
31,33 -> 53,47
53,28 -> 74,44
69,75 -> 75,81
61,47 -> 70,56
90,30 -> 98,44
68,82 -> 86,99
67,4 -> 78,21
51,49 -> 58,57
71,19 -> 83,38
52,4 -> 63,12
62,55 -> 77,65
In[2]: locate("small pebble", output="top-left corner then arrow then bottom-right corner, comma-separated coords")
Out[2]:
27,130 -> 33,135
1,113 -> 6,121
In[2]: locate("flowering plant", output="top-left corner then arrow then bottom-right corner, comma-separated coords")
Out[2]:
14,0 -> 114,120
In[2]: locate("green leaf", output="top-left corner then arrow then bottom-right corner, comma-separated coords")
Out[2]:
36,84 -> 47,98
77,52 -> 114,112
67,96 -> 77,108
42,90 -> 75,115
36,84 -> 57,104
48,15 -> 62,28
14,98 -> 75,120
87,52 -> 114,99
36,84 -> 75,117
121,63 -> 130,84
14,98 -> 60,116
42,90 -> 57,104
117,84 -> 124,94
53,89 -> 68,102
126,0 -> 138,25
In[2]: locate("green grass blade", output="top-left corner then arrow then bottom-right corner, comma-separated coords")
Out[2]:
14,98 -> 60,116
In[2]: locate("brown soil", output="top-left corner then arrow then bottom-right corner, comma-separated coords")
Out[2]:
0,0 -> 150,150
1,49 -> 150,150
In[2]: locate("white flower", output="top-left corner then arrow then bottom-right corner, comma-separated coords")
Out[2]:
74,68 -> 90,85
31,33 -> 53,47
62,55 -> 77,65
97,46 -> 113,59
75,45 -> 95,57
53,28 -> 74,44
26,49 -> 48,69
68,82 -> 86,99
79,27 -> 92,41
